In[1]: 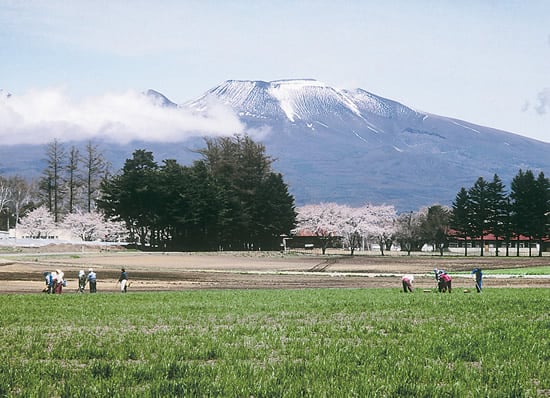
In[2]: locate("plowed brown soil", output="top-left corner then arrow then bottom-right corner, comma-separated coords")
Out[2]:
0,245 -> 548,294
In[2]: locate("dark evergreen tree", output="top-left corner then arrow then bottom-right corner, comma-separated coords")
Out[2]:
98,136 -> 296,251
467,177 -> 491,256
532,172 -> 550,256
510,170 -> 537,256
254,172 -> 296,249
198,135 -> 295,250
450,187 -> 471,256
98,149 -> 159,248
185,160 -> 223,250
486,174 -> 509,256
154,159 -> 221,251
419,205 -> 450,256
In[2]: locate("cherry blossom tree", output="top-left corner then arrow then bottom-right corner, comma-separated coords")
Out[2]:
364,204 -> 397,256
62,210 -> 128,242
296,203 -> 343,254
18,206 -> 56,239
297,202 -> 397,255
338,205 -> 370,255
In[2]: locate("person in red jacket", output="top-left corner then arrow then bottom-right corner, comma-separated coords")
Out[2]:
439,272 -> 452,293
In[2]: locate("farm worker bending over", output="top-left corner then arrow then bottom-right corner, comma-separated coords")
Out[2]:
43,271 -> 54,294
401,274 -> 414,292
78,270 -> 87,293
87,269 -> 97,293
439,273 -> 452,293
471,268 -> 483,292
118,268 -> 129,293
434,268 -> 447,292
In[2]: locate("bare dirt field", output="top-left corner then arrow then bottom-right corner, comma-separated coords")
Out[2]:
0,244 -> 549,294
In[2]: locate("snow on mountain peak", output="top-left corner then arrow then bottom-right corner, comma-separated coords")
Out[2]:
185,78 -> 424,130
266,79 -> 361,122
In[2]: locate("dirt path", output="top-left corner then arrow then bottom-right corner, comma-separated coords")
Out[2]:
0,248 -> 549,294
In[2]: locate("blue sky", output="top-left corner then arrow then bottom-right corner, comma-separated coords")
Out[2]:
1,0 -> 549,144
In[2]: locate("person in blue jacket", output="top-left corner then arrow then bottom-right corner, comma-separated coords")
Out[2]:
43,271 -> 54,294
471,268 -> 483,292
118,268 -> 129,293
87,268 -> 97,293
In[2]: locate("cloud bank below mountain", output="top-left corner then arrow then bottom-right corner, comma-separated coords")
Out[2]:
0,88 -> 245,145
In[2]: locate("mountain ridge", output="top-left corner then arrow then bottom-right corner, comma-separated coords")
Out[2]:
1,79 -> 549,211
183,79 -> 550,210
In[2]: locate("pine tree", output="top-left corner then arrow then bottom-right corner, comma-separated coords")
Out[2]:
486,174 -> 509,256
510,170 -> 537,256
451,187 -> 471,256
98,149 -> 159,247
467,177 -> 491,256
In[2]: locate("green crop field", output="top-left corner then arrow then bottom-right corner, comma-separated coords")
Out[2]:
0,288 -> 548,397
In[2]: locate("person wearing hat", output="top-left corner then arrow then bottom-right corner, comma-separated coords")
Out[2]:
118,268 -> 128,293
87,268 -> 97,293
54,269 -> 65,294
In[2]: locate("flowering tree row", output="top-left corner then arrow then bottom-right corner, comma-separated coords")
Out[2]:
17,206 -> 127,242
296,203 -> 397,255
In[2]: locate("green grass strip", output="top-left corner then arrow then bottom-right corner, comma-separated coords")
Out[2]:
0,288 -> 548,397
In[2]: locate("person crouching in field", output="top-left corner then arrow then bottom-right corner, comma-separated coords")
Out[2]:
118,268 -> 128,293
439,273 -> 452,293
434,268 -> 447,292
401,274 -> 414,292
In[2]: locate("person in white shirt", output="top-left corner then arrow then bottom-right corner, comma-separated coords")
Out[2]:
401,274 -> 414,293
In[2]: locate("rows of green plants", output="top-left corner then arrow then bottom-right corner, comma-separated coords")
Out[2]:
0,288 -> 548,397
480,266 -> 550,275
453,266 -> 550,275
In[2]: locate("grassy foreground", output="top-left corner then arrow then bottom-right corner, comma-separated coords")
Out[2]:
0,289 -> 548,397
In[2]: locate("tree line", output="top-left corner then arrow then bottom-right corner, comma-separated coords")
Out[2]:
450,170 -> 550,256
0,139 -> 109,230
97,136 -> 296,251
296,170 -> 550,257
1,135 -> 548,256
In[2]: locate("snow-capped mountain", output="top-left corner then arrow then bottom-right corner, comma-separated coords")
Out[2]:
1,80 -> 549,211
185,79 -> 550,210
189,79 -> 418,127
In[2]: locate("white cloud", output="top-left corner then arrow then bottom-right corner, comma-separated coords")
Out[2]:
534,88 -> 550,115
0,88 -> 245,145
